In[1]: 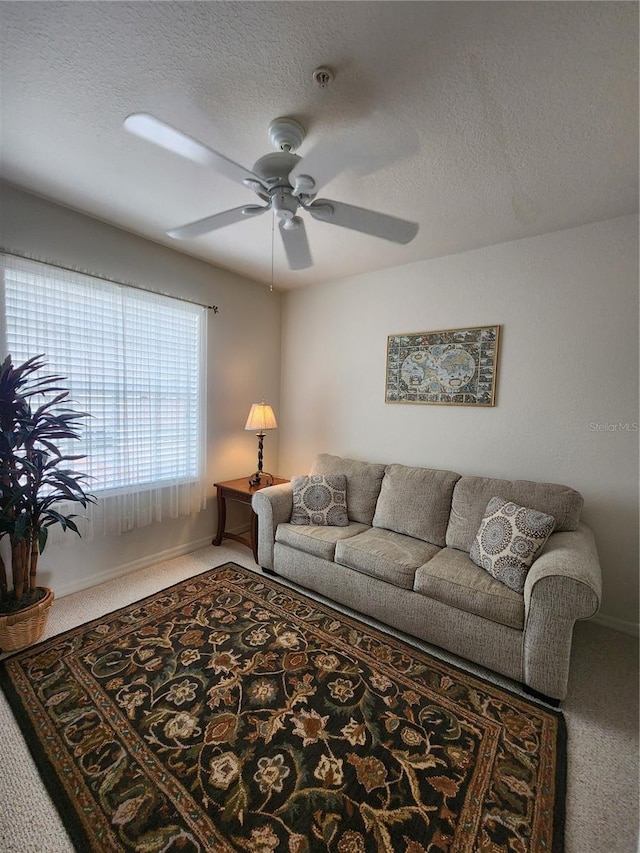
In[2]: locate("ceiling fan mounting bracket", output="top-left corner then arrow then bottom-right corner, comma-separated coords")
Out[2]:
292,174 -> 316,198
268,117 -> 305,152
307,201 -> 334,220
241,204 -> 269,217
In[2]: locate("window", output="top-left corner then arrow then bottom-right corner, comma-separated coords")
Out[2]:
1,254 -> 207,535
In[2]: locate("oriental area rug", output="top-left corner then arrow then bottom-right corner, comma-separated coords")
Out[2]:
0,563 -> 565,853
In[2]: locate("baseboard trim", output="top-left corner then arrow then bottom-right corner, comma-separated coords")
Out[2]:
591,612 -> 639,637
53,535 -> 216,600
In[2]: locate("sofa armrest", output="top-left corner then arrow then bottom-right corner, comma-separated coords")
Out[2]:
522,523 -> 601,699
252,483 -> 293,571
524,523 -> 602,618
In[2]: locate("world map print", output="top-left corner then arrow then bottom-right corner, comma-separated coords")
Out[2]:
385,325 -> 500,406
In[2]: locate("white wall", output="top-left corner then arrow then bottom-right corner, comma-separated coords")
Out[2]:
1,183 -> 281,595
279,215 -> 639,630
3,187 -> 637,631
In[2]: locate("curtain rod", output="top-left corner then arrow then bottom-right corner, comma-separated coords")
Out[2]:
1,249 -> 220,313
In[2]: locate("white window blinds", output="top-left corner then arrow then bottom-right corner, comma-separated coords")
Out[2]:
1,254 -> 208,538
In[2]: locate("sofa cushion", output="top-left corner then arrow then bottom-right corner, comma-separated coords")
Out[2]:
290,474 -> 349,526
470,497 -> 555,593
310,454 -> 386,526
335,527 -> 440,590
372,464 -> 461,547
446,475 -> 583,552
276,521 -> 370,562
414,548 -> 525,630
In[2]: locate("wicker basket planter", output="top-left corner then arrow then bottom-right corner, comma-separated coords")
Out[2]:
0,587 -> 54,653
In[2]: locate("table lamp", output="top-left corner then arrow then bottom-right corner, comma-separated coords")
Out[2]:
245,400 -> 277,486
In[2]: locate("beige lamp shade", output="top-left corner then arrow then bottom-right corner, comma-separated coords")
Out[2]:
244,402 -> 278,433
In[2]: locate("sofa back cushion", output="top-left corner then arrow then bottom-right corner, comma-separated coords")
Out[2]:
372,464 -> 461,547
310,454 -> 386,526
446,475 -> 584,552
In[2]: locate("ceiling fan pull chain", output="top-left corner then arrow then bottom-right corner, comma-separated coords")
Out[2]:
270,213 -> 275,292
291,174 -> 316,200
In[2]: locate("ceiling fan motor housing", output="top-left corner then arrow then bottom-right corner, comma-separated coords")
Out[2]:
252,151 -> 301,184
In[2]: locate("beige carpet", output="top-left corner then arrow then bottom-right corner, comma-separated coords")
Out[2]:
0,542 -> 637,853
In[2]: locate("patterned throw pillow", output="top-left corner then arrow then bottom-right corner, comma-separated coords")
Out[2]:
290,474 -> 349,526
470,497 -> 555,593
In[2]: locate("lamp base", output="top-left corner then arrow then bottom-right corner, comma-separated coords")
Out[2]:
248,471 -> 274,487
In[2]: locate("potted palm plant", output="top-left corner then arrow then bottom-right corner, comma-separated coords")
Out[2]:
0,354 -> 94,652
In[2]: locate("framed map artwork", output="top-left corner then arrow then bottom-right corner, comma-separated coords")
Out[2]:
385,325 -> 501,406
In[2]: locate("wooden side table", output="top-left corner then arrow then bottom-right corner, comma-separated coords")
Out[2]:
213,477 -> 289,563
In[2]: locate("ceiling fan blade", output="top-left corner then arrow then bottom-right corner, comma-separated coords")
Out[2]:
124,113 -> 262,187
289,114 -> 419,192
307,199 -> 419,244
279,218 -> 313,270
167,205 -> 267,240
289,135 -> 360,194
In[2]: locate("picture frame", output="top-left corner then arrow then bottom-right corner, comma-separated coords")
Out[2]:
385,325 -> 501,406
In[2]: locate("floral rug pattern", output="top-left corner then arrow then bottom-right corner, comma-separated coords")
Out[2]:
0,563 -> 565,852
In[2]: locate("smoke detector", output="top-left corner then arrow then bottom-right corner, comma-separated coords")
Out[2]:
312,66 -> 334,88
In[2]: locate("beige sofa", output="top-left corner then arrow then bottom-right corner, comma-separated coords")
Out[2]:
252,454 -> 602,703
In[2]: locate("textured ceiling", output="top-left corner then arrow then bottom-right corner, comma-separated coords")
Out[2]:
1,1 -> 637,290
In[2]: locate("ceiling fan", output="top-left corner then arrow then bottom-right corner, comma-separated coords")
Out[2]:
123,113 -> 419,270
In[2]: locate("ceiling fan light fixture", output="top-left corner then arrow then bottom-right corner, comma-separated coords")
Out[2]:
271,190 -> 298,217
281,215 -> 303,231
